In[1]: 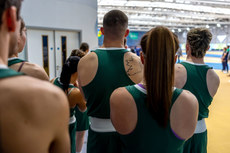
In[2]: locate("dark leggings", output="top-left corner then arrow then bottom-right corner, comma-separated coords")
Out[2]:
223,61 -> 229,72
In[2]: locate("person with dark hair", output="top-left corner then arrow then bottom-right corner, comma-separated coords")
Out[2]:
78,9 -> 143,153
70,49 -> 89,153
110,26 -> 198,153
221,47 -> 228,73
8,17 -> 49,81
51,56 -> 86,153
0,1 -> 70,153
71,49 -> 86,58
175,28 -> 220,153
80,42 -> 89,53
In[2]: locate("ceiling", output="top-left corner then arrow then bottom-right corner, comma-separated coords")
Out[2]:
98,0 -> 230,32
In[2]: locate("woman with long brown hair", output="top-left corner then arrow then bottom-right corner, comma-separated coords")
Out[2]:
110,26 -> 198,153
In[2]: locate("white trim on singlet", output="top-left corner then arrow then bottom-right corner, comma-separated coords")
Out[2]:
134,84 -> 147,94
194,119 -> 207,133
69,115 -> 76,124
97,48 -> 125,50
90,117 -> 116,132
57,77 -> 75,87
68,88 -> 74,95
183,61 -> 207,66
8,57 -> 19,61
134,85 -> 176,94
0,64 -> 7,69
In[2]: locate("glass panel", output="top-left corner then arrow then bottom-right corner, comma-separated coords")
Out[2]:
61,36 -> 67,66
42,35 -> 49,76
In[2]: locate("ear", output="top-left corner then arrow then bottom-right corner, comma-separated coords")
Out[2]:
186,43 -> 190,54
140,51 -> 144,65
207,45 -> 210,51
5,7 -> 17,32
124,29 -> 129,37
174,55 -> 178,63
100,27 -> 104,35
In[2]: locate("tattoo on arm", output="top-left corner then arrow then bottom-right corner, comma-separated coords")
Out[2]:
125,55 -> 143,76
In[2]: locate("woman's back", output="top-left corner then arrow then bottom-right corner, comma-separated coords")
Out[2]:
121,85 -> 184,153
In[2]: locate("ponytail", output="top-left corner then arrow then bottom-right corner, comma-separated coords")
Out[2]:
143,26 -> 176,127
60,56 -> 80,93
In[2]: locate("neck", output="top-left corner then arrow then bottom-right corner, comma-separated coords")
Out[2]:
0,31 -> 10,66
186,54 -> 205,64
102,37 -> 125,48
9,53 -> 18,58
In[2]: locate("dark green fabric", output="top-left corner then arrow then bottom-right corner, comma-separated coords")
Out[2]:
87,128 -> 122,153
183,130 -> 207,153
82,49 -> 134,118
53,77 -> 76,116
8,58 -> 26,66
180,62 -> 213,120
75,107 -> 89,131
69,122 -> 77,153
0,68 -> 24,79
120,85 -> 184,153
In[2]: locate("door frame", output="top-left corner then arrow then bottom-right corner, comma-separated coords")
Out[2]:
26,26 -> 82,76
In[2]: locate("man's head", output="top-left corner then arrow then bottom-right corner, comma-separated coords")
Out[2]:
101,10 -> 129,41
79,42 -> 89,53
0,0 -> 22,57
186,28 -> 212,58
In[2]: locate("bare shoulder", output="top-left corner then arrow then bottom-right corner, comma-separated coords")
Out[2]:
110,87 -> 137,135
174,63 -> 187,88
124,52 -> 143,84
207,69 -> 220,85
110,87 -> 133,106
78,52 -> 98,86
0,76 -> 69,117
170,90 -> 198,140
22,62 -> 49,81
206,69 -> 220,97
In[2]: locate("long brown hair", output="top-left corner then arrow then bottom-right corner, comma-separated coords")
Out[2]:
144,26 -> 176,127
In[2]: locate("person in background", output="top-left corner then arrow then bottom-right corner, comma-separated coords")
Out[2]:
80,42 -> 89,54
78,9 -> 143,153
8,17 -> 49,81
0,1 -> 70,153
51,56 -> 87,153
174,28 -> 220,153
110,26 -> 198,153
70,49 -> 89,153
221,47 -> 228,73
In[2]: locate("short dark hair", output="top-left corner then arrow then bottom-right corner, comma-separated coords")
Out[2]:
20,17 -> 25,35
0,0 -> 22,26
187,28 -> 212,58
103,10 -> 128,40
79,42 -> 89,52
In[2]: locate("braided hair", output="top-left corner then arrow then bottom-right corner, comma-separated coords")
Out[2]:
60,56 -> 80,92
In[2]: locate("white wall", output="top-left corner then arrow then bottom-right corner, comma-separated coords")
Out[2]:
21,0 -> 98,50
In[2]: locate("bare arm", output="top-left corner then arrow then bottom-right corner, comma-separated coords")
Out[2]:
174,64 -> 187,88
170,90 -> 198,140
124,52 -> 143,84
207,69 -> 220,97
68,88 -> 87,112
110,87 -> 137,135
21,62 -> 49,81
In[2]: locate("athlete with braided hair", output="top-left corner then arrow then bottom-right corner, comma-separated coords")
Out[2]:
174,28 -> 220,153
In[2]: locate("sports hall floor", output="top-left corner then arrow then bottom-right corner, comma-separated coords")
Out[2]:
80,51 -> 230,153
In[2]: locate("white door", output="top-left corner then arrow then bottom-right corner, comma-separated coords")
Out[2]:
54,31 -> 80,76
27,29 -> 55,79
